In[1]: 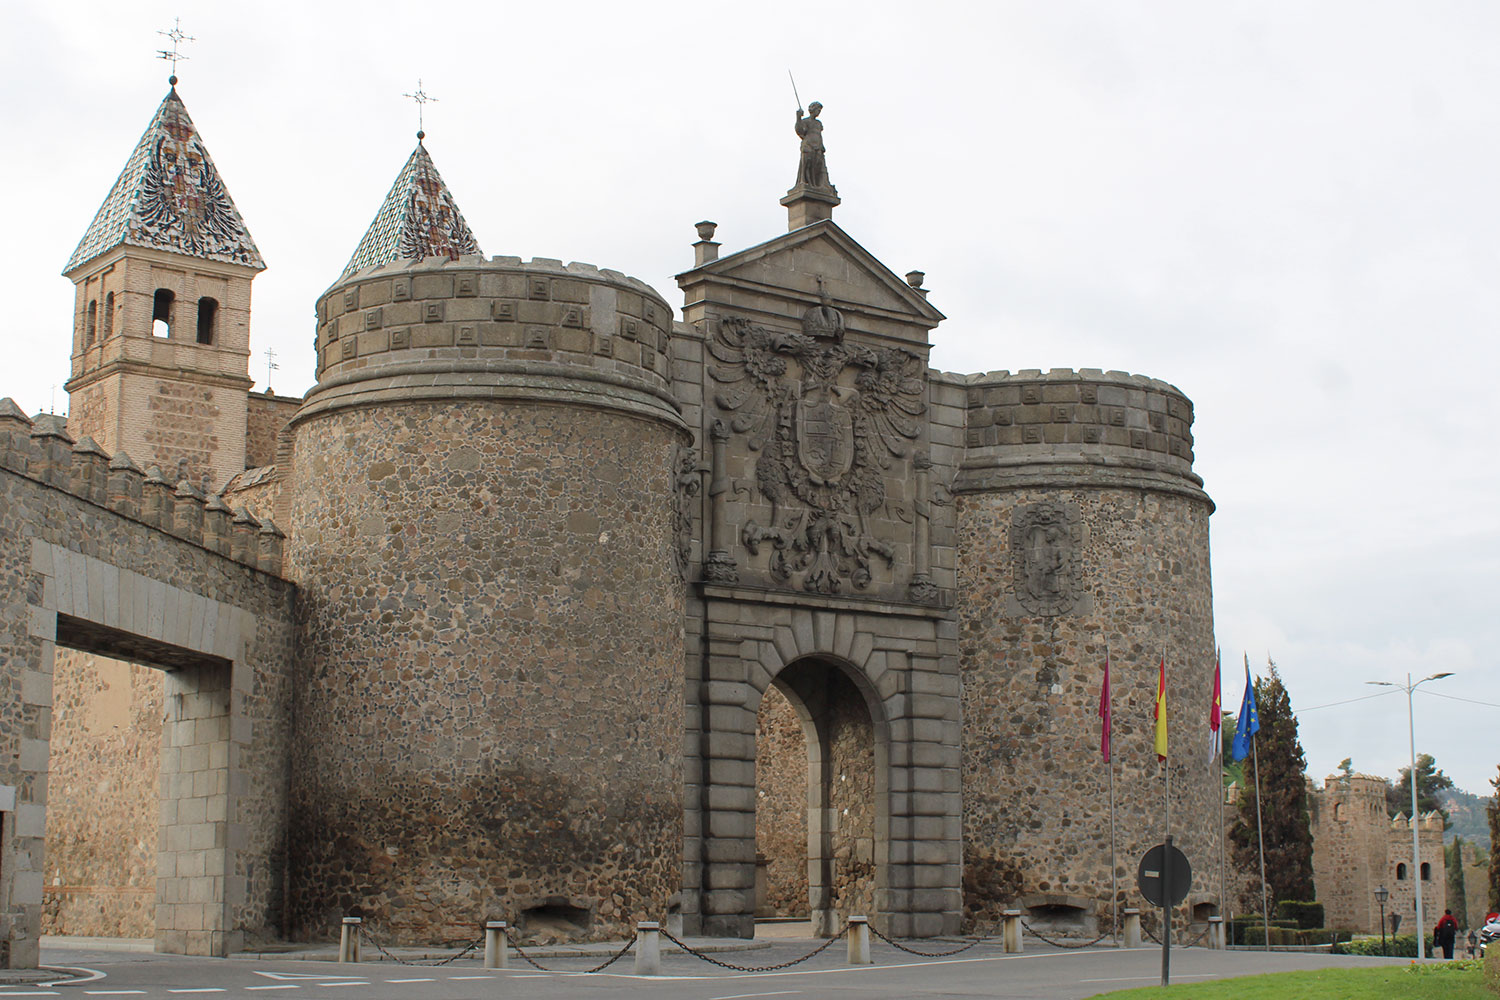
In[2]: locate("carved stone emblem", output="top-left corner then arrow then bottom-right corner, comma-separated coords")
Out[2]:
1009,502 -> 1089,616
671,444 -> 701,580
708,315 -> 925,594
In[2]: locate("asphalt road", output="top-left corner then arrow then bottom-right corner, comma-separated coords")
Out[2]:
16,938 -> 1433,1000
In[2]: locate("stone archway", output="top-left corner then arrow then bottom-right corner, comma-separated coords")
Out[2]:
752,655 -> 887,937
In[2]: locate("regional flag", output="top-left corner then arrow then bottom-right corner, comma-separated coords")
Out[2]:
1231,653 -> 1260,762
1099,651 -> 1112,763
1153,652 -> 1168,761
1208,648 -> 1222,764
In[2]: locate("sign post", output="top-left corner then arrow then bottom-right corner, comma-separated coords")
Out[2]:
1138,837 -> 1192,987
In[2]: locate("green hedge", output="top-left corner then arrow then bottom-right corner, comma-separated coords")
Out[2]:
1276,901 -> 1325,930
1333,932 -> 1436,957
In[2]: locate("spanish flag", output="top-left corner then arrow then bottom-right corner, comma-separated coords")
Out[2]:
1153,652 -> 1168,761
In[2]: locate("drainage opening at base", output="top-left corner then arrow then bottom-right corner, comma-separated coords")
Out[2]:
1025,904 -> 1090,932
517,899 -> 594,939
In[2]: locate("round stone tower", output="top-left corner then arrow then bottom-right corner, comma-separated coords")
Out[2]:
952,368 -> 1216,935
284,254 -> 687,943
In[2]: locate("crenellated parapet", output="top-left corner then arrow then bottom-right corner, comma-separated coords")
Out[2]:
942,367 -> 1209,505
302,254 -> 680,430
0,399 -> 284,576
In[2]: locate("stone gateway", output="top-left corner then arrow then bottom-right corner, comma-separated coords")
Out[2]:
0,85 -> 1219,964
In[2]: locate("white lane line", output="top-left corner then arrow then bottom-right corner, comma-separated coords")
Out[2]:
246,988 -> 301,992
39,965 -> 107,986
83,993 -> 146,996
0,993 -> 62,997
168,991 -> 227,994
710,992 -> 802,999
382,979 -> 434,983
313,985 -> 370,989
1078,975 -> 1218,983
446,976 -> 494,980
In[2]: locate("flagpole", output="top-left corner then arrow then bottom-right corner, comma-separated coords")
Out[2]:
1215,647 -> 1226,934
1251,724 -> 1270,952
1106,643 -> 1117,946
1162,645 -> 1170,948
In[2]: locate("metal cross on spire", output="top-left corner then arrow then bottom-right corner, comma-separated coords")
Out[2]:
403,79 -> 437,140
264,347 -> 279,393
156,17 -> 195,84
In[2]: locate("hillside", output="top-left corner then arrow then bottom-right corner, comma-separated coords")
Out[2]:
1441,787 -> 1492,852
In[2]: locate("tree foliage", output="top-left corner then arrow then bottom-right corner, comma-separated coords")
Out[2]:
1387,752 -> 1454,828
1229,662 -> 1315,909
1447,836 -> 1468,926
1489,765 -> 1500,911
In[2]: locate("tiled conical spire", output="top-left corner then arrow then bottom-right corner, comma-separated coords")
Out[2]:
64,87 -> 264,273
340,141 -> 481,277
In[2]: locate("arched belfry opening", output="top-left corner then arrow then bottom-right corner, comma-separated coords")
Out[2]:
753,655 -> 886,937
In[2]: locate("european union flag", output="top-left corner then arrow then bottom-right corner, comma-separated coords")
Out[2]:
1231,656 -> 1260,762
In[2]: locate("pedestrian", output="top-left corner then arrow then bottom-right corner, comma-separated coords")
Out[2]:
1436,908 -> 1459,960
1468,929 -> 1478,959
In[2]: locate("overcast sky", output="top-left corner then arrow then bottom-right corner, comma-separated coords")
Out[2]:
6,2 -> 1497,795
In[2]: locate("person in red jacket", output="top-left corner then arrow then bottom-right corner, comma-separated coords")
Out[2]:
1436,909 -> 1460,959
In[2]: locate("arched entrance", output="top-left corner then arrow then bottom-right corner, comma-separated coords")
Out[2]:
753,656 -> 887,937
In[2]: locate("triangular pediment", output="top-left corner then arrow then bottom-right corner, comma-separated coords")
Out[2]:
679,221 -> 944,329
65,88 -> 264,274
340,142 -> 482,278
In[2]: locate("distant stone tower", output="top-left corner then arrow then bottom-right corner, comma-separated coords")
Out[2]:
283,139 -> 687,942
63,81 -> 263,491
954,371 -> 1217,933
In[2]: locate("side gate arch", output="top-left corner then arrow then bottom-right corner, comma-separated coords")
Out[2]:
689,586 -> 962,939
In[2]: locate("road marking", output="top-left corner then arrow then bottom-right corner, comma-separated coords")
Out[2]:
83,993 -> 146,996
382,979 -> 434,983
168,991 -> 227,995
0,993 -> 62,997
245,989 -> 301,992
446,976 -> 494,980
1078,975 -> 1218,983
710,992 -> 802,999
314,985 -> 369,989
39,965 -> 106,986
254,973 -> 362,982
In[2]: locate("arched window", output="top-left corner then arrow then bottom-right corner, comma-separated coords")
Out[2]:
85,300 -> 97,346
1421,862 -> 1431,881
1396,863 -> 1407,881
103,292 -> 115,338
153,289 -> 174,338
1333,802 -> 1343,821
196,297 -> 218,344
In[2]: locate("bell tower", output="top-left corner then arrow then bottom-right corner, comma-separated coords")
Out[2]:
63,75 -> 264,491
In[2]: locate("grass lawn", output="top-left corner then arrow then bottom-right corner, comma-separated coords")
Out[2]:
1088,963 -> 1488,999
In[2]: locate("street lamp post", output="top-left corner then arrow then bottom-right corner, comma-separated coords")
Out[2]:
1367,671 -> 1453,961
1375,884 -> 1389,956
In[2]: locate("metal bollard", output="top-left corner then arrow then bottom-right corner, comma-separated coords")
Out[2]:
1123,908 -> 1141,948
846,915 -> 873,965
1208,916 -> 1224,951
634,921 -> 662,976
1002,909 -> 1023,953
338,916 -> 362,963
484,920 -> 509,969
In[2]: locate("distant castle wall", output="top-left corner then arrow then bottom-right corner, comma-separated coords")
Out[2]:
1309,774 -> 1445,933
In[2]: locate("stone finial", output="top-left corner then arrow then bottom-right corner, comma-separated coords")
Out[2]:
107,451 -> 144,520
70,436 -> 112,505
693,221 -> 720,267
142,466 -> 174,530
905,270 -> 928,298
28,414 -> 75,489
0,398 -> 34,474
231,506 -> 261,565
256,516 -> 285,575
203,493 -> 234,557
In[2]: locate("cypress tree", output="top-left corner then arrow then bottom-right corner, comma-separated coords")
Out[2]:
1488,765 -> 1500,911
1448,836 -> 1468,927
1229,662 -> 1315,909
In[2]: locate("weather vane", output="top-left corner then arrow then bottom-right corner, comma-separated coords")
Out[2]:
156,17 -> 195,84
403,79 -> 437,140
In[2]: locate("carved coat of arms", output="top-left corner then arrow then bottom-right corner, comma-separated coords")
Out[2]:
708,314 -> 926,593
1009,502 -> 1088,616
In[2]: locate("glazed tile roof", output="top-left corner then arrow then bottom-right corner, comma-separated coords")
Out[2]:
64,88 -> 264,274
341,141 -> 481,277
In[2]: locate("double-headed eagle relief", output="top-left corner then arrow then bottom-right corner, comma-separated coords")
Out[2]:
708,310 -> 926,594
131,100 -> 257,265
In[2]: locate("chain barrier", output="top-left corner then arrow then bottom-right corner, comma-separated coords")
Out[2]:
501,926 -> 636,974
1183,926 -> 1210,949
1017,920 -> 1111,950
866,923 -> 985,957
357,923 -> 484,967
659,926 -> 842,972
1143,923 -> 1161,945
